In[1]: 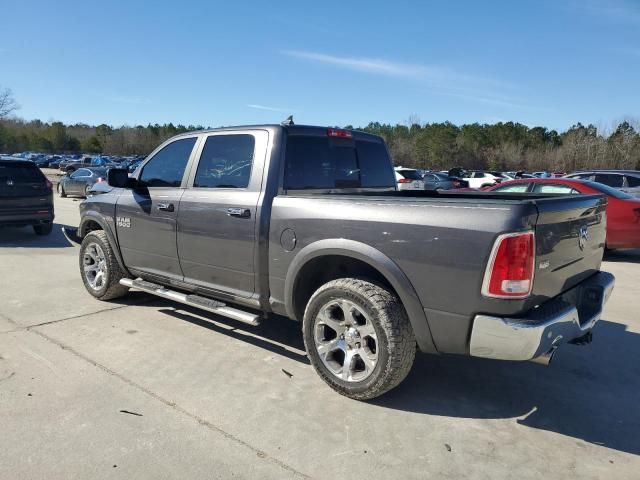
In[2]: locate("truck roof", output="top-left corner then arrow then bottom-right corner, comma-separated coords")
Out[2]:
167,124 -> 383,142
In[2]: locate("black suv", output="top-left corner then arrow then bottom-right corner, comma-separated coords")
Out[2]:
0,158 -> 54,235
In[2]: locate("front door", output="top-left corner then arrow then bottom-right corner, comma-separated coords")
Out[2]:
116,136 -> 199,280
177,130 -> 268,298
67,168 -> 90,194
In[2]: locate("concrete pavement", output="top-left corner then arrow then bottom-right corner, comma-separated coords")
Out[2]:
1,195 -> 639,479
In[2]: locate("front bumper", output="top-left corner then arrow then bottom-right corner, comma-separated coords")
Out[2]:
469,271 -> 615,361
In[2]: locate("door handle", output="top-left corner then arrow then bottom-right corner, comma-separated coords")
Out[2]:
157,203 -> 175,212
226,207 -> 251,218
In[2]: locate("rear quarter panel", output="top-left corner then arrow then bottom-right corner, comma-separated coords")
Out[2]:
269,195 -> 539,319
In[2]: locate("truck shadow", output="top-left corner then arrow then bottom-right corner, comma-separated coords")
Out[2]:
154,300 -> 638,455
375,320 -> 640,456
159,307 -> 310,365
0,223 -> 75,248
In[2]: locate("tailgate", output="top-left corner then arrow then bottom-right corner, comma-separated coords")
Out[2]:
0,162 -> 52,212
533,194 -> 607,298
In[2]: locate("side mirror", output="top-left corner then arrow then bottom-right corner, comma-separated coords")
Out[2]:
107,168 -> 136,188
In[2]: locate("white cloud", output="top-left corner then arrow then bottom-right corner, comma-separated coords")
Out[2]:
281,50 -> 540,109
247,104 -> 293,113
281,50 -> 513,90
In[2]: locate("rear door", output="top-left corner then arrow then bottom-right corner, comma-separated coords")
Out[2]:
176,130 -> 268,298
116,136 -> 199,280
67,168 -> 90,194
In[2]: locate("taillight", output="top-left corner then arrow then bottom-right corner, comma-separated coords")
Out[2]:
398,178 -> 412,183
482,232 -> 535,298
97,177 -> 105,183
327,128 -> 352,138
453,181 -> 460,188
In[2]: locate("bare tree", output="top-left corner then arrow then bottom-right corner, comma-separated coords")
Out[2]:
0,87 -> 19,118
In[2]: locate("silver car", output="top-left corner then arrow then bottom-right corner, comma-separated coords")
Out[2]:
565,170 -> 640,197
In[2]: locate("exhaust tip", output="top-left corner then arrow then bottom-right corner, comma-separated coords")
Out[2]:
530,348 -> 557,366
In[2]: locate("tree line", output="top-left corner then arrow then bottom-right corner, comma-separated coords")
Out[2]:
0,93 -> 638,172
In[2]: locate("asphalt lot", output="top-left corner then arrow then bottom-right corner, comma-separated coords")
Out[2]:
1,195 -> 639,479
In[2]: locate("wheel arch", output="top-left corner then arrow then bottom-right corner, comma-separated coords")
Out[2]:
79,213 -> 130,276
284,239 -> 437,353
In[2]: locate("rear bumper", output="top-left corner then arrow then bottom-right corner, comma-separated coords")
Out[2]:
0,211 -> 54,226
469,271 -> 615,361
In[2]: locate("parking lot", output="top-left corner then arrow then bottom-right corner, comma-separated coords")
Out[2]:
1,195 -> 639,479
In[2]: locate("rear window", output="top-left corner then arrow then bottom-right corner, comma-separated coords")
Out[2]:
397,169 -> 422,180
626,175 -> 640,187
284,135 -> 395,190
0,162 -> 44,184
594,173 -> 624,188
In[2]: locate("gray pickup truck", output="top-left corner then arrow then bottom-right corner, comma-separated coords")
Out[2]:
75,123 -> 615,399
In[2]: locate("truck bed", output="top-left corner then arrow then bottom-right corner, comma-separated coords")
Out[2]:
269,190 -> 607,354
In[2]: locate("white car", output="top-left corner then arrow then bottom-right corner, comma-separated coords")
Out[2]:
395,168 -> 425,190
462,171 -> 499,189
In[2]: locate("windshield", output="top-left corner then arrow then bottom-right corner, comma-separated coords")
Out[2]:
585,181 -> 634,199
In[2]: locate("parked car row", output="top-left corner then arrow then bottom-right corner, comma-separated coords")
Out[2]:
8,151 -> 147,172
395,167 -> 469,191
486,177 -> 640,249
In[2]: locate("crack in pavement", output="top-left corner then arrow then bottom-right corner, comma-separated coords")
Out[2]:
27,326 -> 311,479
0,297 -> 157,333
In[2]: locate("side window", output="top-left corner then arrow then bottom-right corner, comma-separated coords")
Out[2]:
140,137 -> 197,187
494,183 -> 530,192
193,134 -> 255,188
625,175 -> 640,187
72,169 -> 88,178
532,183 -> 575,194
594,174 -> 623,188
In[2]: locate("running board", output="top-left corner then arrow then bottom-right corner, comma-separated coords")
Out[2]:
119,278 -> 261,326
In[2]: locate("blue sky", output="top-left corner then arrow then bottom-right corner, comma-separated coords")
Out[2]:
1,0 -> 639,130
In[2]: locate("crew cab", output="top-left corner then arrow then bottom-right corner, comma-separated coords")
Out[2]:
74,123 -> 615,399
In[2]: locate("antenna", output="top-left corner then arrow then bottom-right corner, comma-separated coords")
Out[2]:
281,115 -> 294,126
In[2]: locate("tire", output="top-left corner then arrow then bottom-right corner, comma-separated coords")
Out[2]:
84,185 -> 91,197
302,278 -> 416,400
58,183 -> 66,197
33,223 -> 53,236
79,230 -> 129,300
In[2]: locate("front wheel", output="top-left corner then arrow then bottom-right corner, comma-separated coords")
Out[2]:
79,230 -> 129,300
58,183 -> 66,197
302,278 -> 416,400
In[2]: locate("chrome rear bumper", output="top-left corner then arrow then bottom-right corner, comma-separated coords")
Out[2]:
470,271 -> 615,361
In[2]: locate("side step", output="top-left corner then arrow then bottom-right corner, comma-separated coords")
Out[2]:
119,278 -> 261,326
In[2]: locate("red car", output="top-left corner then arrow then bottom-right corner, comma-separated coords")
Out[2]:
486,178 -> 640,249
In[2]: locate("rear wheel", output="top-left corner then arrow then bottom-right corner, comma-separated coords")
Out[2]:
302,278 -> 416,400
79,231 -> 129,300
33,223 -> 53,236
58,183 -> 66,197
84,184 -> 91,197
